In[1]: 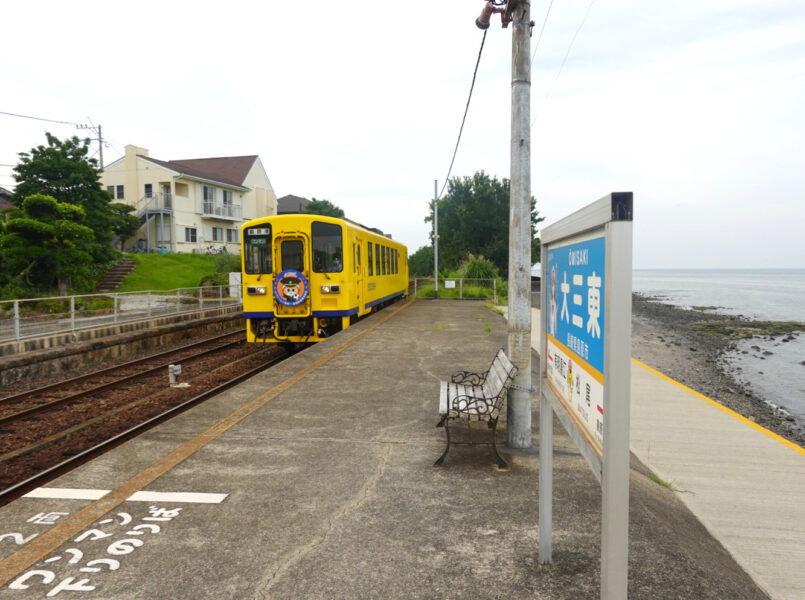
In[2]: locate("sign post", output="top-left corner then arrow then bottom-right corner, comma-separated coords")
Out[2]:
538,192 -> 633,599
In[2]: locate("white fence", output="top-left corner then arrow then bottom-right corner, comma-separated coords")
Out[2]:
0,286 -> 242,344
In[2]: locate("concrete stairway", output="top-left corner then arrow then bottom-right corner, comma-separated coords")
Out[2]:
96,258 -> 136,292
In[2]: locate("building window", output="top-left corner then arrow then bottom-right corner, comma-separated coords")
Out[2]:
222,190 -> 233,205
212,227 -> 224,242
185,227 -> 197,243
144,183 -> 153,198
106,185 -> 114,196
226,228 -> 238,243
116,185 -> 124,199
203,186 -> 215,202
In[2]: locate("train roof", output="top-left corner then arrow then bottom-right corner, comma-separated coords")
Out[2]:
246,213 -> 394,240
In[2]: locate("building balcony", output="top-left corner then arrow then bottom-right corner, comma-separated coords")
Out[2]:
137,192 -> 173,219
203,202 -> 242,220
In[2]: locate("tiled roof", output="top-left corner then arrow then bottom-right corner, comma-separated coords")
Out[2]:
277,194 -> 310,214
141,155 -> 258,188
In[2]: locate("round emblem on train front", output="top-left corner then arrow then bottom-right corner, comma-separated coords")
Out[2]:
274,270 -> 309,307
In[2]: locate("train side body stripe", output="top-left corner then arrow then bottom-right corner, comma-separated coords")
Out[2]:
365,291 -> 405,309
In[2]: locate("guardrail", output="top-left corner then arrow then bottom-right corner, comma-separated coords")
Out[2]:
0,287 -> 242,343
410,278 -> 498,303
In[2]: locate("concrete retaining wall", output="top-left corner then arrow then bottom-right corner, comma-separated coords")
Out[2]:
0,307 -> 243,386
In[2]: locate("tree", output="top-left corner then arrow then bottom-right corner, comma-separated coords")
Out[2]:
109,202 -> 142,251
304,198 -> 345,218
427,171 -> 543,276
12,133 -> 117,265
1,194 -> 94,296
408,245 -> 435,277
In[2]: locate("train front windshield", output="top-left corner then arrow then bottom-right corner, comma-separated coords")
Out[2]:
244,225 -> 272,273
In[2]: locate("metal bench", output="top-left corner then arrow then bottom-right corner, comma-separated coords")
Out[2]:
434,348 -> 518,468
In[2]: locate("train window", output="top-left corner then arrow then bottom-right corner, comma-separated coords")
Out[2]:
375,243 -> 381,276
393,249 -> 397,274
367,243 -> 373,276
385,247 -> 390,275
244,225 -> 272,274
381,246 -> 386,275
282,240 -> 304,271
312,222 -> 343,273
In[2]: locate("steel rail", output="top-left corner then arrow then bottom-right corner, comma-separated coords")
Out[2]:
0,339 -> 248,427
0,349 -> 288,506
0,329 -> 245,406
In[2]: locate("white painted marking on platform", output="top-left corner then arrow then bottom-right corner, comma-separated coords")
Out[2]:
23,488 -> 228,504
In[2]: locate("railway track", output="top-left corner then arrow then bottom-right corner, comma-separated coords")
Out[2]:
0,332 -> 288,505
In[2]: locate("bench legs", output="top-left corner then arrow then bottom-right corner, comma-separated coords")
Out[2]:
489,418 -> 508,469
434,415 -> 451,467
434,416 -> 508,469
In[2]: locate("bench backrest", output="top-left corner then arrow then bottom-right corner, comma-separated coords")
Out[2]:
482,349 -> 517,401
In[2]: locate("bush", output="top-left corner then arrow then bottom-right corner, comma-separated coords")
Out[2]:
199,272 -> 229,287
214,254 -> 241,274
457,254 -> 499,280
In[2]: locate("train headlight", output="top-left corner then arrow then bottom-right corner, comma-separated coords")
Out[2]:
320,284 -> 341,294
247,286 -> 267,295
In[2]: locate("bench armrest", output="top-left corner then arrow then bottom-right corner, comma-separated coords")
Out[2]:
450,393 -> 500,418
451,370 -> 487,385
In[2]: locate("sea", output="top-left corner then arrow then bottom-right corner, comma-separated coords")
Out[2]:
632,269 -> 805,424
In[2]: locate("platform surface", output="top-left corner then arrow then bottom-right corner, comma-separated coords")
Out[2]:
0,301 -> 779,599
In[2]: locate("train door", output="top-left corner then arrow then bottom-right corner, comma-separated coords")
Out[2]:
273,234 -> 311,319
353,237 -> 363,318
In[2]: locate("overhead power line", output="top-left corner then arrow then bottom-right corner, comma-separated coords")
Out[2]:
532,0 -> 598,125
438,30 -> 488,200
530,0 -> 555,66
0,110 -> 81,127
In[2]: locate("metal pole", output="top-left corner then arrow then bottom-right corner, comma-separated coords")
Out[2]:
114,294 -> 118,323
539,254 -> 552,563
507,0 -> 532,449
70,296 -> 76,334
98,124 -> 104,170
433,180 -> 439,299
13,300 -> 20,341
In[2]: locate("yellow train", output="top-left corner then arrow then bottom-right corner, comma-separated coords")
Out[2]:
241,214 -> 408,344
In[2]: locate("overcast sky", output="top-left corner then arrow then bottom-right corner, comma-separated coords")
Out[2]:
2,0 -> 803,269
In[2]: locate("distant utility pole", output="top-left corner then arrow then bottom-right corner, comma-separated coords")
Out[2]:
76,122 -> 104,169
433,180 -> 439,298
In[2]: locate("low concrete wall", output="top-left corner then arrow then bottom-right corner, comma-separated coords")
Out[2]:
0,307 -> 244,386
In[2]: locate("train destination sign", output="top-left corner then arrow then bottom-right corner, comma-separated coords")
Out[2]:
538,192 -> 633,600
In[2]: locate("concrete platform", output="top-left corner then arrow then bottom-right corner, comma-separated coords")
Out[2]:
0,301 -> 776,599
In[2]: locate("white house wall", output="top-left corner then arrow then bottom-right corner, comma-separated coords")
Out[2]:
101,145 -> 277,254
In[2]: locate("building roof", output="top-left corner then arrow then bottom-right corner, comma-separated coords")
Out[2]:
0,186 -> 12,210
277,194 -> 311,214
140,155 -> 258,189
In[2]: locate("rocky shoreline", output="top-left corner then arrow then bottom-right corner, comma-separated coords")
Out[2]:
631,293 -> 804,447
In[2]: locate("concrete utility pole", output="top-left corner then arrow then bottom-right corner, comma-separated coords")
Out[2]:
506,0 -> 533,449
76,122 -> 104,169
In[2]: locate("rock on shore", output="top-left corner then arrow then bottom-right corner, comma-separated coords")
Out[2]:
631,293 -> 804,447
